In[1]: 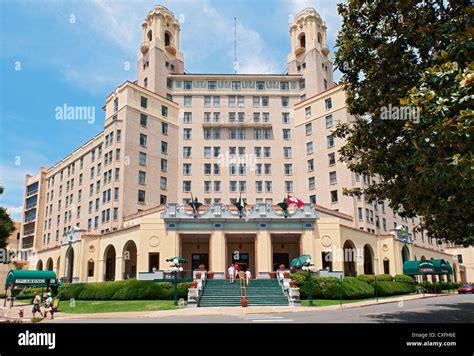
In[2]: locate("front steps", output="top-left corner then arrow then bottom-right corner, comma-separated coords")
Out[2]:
198,279 -> 289,307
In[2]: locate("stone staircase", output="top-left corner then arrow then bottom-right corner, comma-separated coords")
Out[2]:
198,279 -> 289,307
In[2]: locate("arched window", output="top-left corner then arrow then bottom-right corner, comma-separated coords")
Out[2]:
343,240 -> 357,277
363,244 -> 374,275
147,30 -> 152,42
317,32 -> 322,44
299,33 -> 306,48
165,31 -> 172,46
88,259 -> 95,277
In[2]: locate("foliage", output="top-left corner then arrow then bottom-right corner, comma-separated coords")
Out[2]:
374,281 -> 416,296
394,274 -> 416,284
334,0 -> 474,245
375,274 -> 394,282
357,274 -> 376,284
0,186 -> 15,249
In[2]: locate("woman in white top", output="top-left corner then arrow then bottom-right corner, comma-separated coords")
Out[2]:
245,270 -> 252,285
228,265 -> 235,284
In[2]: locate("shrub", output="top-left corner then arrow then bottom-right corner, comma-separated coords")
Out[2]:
324,277 -> 375,300
289,272 -> 340,299
78,280 -> 129,300
374,281 -> 416,297
375,274 -> 394,282
57,284 -> 86,301
357,274 -> 376,284
394,274 -> 415,284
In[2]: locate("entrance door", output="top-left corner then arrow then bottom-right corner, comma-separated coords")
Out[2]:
234,253 -> 249,271
192,253 -> 209,271
273,253 -> 289,271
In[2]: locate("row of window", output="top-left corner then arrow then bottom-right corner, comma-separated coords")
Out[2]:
183,95 -> 292,108
176,80 -> 301,91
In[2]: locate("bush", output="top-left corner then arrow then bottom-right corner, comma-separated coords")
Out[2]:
289,272 -> 340,299
357,274 -> 376,284
374,281 -> 416,297
375,274 -> 394,282
394,274 -> 415,284
324,277 -> 375,300
57,284 -> 86,301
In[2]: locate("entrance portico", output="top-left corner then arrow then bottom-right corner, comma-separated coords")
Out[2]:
225,234 -> 256,277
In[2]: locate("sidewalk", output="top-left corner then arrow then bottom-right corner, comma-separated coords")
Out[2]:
0,293 -> 454,322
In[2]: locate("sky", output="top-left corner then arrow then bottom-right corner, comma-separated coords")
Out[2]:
0,0 -> 343,221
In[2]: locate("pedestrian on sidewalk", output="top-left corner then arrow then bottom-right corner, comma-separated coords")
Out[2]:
32,291 -> 43,318
228,265 -> 235,284
245,269 -> 252,285
44,293 -> 54,320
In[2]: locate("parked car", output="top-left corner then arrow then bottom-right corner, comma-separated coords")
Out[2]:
458,284 -> 473,294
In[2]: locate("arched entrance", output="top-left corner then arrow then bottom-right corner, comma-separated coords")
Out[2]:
104,245 -> 116,281
46,258 -> 53,271
123,241 -> 138,279
401,245 -> 410,263
36,260 -> 43,271
343,240 -> 357,277
363,244 -> 374,275
65,247 -> 74,283
56,256 -> 61,278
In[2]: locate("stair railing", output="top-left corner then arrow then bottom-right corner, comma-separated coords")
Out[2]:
239,275 -> 247,299
277,270 -> 292,306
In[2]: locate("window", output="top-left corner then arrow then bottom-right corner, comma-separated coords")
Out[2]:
253,112 -> 260,123
184,81 -> 192,90
179,113 -> 191,125
213,147 -> 221,158
329,171 -> 337,185
204,96 -> 211,107
208,81 -> 217,90
253,96 -> 260,108
237,96 -> 244,107
204,164 -> 211,175
309,177 -> 315,190
256,181 -> 263,193
139,152 -> 147,166
306,142 -> 314,154
283,147 -> 292,158
325,115 -> 333,128
262,96 -> 269,107
140,96 -> 148,108
328,153 -> 336,165
214,181 -> 221,192
161,141 -> 168,154
281,96 -> 289,107
140,113 -> 147,127
232,81 -> 241,90
213,112 -> 220,122
280,82 -> 289,91
139,171 -> 146,185
113,98 -> 118,112
161,122 -> 168,135
307,159 -> 314,172
183,163 -> 192,175
358,207 -> 363,222
327,135 -> 335,148
265,181 -> 272,192
184,96 -> 192,107
284,164 -> 292,175
228,96 -> 236,108
183,128 -> 192,140
256,81 -> 265,90
325,98 -> 332,110
264,147 -> 271,158
282,113 -> 290,124
140,133 -> 147,147
285,181 -> 293,193
330,190 -> 338,203
305,123 -> 312,136
161,159 -> 168,172
116,129 -> 121,142
283,129 -> 291,140
204,181 -> 211,193
230,181 -> 237,192
254,147 -> 261,158
305,106 -> 312,118
138,190 -> 146,203
264,164 -> 271,175
239,181 -> 246,192
161,105 -> 168,117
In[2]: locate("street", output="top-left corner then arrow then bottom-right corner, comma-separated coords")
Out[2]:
49,294 -> 474,323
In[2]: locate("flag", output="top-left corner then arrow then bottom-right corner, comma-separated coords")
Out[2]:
287,194 -> 304,208
189,194 -> 201,221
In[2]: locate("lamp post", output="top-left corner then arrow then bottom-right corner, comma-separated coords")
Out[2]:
170,258 -> 184,306
302,258 -> 316,306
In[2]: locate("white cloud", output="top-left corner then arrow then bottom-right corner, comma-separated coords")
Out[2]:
5,205 -> 23,222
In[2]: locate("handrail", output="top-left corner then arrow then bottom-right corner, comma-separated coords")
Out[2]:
196,278 -> 207,307
240,276 -> 247,298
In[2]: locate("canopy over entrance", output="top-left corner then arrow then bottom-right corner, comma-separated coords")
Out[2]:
431,259 -> 453,275
403,260 -> 435,275
5,269 -> 62,289
290,255 -> 312,269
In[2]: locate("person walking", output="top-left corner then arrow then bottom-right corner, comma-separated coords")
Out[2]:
44,292 -> 54,320
245,269 -> 252,285
234,262 -> 240,279
32,291 -> 43,318
228,265 -> 235,284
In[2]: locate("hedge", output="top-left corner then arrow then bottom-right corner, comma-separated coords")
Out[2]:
56,279 -> 190,301
374,281 -> 416,297
394,274 -> 416,284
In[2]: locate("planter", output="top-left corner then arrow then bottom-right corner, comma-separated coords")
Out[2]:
240,297 -> 248,307
195,272 -> 202,280
269,271 -> 277,279
283,272 -> 290,279
207,272 -> 215,280
289,280 -> 298,288
190,281 -> 198,288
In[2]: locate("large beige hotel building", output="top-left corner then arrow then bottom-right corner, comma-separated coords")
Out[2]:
18,6 -> 469,284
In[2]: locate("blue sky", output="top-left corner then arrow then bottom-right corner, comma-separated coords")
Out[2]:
0,0 -> 342,220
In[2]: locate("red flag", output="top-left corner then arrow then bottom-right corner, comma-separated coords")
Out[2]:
287,194 -> 304,208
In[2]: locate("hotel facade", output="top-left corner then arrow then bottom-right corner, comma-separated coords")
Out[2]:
19,6 -> 468,284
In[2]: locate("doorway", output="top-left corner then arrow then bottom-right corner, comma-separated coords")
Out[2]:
273,253 -> 289,271
192,253 -> 209,271
149,253 -> 159,272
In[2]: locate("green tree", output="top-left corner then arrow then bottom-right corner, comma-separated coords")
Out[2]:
0,186 -> 15,249
334,0 -> 473,246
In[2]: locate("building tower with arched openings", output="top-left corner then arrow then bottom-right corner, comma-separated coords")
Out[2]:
137,5 -> 185,95
287,8 -> 334,96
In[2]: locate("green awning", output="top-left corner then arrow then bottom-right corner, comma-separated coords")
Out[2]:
431,259 -> 453,274
165,257 -> 188,264
290,255 -> 312,268
5,270 -> 62,289
403,260 -> 435,275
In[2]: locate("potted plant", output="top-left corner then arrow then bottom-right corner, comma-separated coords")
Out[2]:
289,280 -> 298,288
195,272 -> 202,280
207,271 -> 215,280
283,271 -> 290,278
190,281 -> 198,288
269,271 -> 277,279
240,297 -> 248,307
